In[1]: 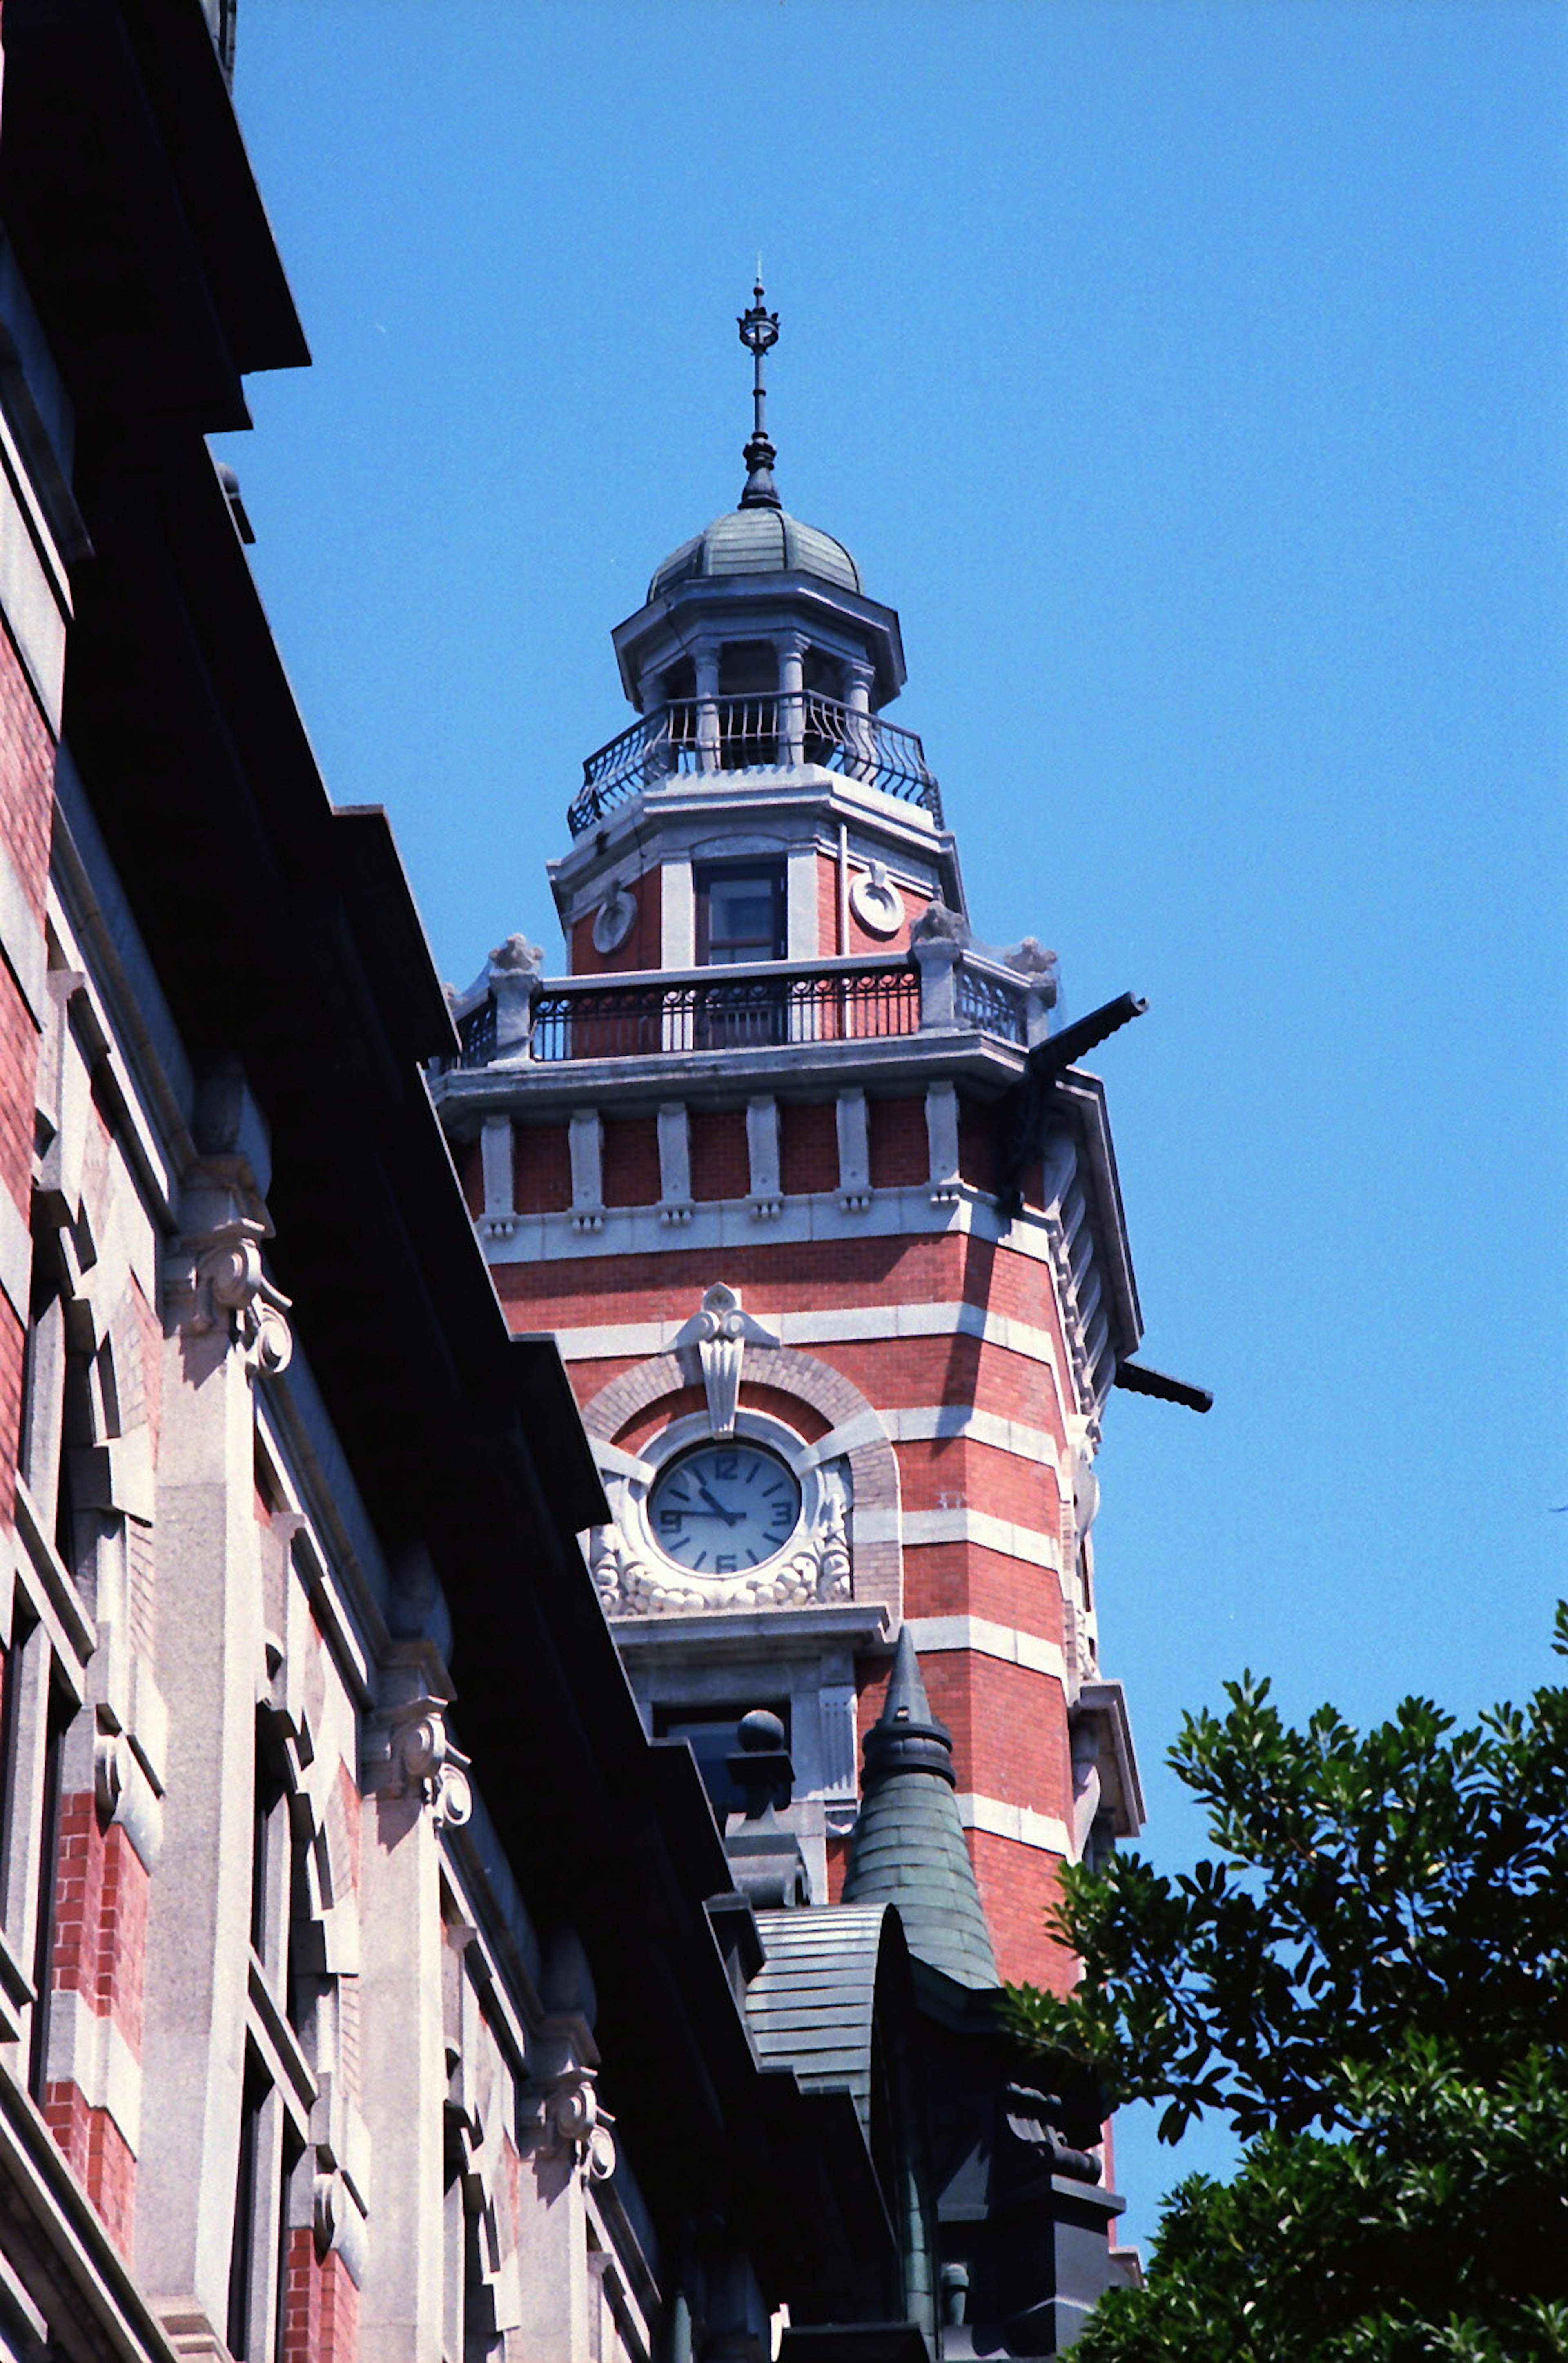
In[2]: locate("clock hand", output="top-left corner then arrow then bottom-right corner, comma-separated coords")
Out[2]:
693,1478 -> 742,1527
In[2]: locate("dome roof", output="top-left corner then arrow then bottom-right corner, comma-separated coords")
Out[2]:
648,506 -> 862,601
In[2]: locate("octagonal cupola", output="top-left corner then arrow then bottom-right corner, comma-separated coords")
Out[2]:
607,282 -> 910,729
553,287 -> 964,975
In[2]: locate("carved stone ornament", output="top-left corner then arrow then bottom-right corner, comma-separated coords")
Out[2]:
590,1488 -> 851,1619
591,881 -> 637,955
849,861 -> 906,940
175,1214 -> 293,1376
673,1283 -> 780,1439
365,1657 -> 472,1827
1006,935 -> 1060,1000
486,935 -> 546,1060
487,933 -> 545,976
523,2062 -> 617,2183
910,897 -> 969,948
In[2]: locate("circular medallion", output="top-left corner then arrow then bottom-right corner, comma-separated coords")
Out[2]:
849,862 -> 906,939
592,882 -> 637,954
647,1441 -> 803,1577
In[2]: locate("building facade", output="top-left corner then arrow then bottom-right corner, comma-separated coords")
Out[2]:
433,292 -> 1208,2342
0,9 -> 1008,2363
0,7 -> 1204,2361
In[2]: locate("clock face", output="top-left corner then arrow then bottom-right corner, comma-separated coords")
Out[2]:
647,1443 -> 803,1576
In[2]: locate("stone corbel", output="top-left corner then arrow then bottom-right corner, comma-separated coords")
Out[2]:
172,1201 -> 292,1376
365,1645 -> 472,1827
522,2056 -> 616,2184
673,1283 -> 780,1438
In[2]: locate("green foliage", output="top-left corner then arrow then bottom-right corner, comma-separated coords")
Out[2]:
1005,1606 -> 1568,2359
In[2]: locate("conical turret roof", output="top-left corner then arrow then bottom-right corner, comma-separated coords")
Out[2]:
841,1628 -> 1000,1991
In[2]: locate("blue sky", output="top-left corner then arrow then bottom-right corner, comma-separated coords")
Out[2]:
218,0 -> 1567,2242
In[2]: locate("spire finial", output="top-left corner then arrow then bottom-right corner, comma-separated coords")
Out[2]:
737,276 -> 781,510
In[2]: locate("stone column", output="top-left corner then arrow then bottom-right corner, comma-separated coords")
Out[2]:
836,1088 -> 871,1213
568,1109 -> 604,1235
479,1116 -> 516,1240
694,642 -> 720,774
641,673 -> 671,781
925,1080 -> 962,1206
778,634 -> 806,767
746,1097 -> 781,1221
657,1101 -> 693,1226
137,1158 -> 290,2353
842,659 -> 875,780
357,1650 -> 469,2363
911,935 -> 962,1029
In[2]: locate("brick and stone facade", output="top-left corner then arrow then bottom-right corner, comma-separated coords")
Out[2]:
432,292 -> 1205,2343
0,12 -> 965,2363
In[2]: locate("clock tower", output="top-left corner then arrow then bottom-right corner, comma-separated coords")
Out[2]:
430,286 -> 1205,2003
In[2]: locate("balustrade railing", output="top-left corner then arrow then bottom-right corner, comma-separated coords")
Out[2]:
570,690 -> 942,836
528,962 -> 922,1063
457,997 -> 497,1068
448,950 -> 1042,1072
954,961 -> 1029,1047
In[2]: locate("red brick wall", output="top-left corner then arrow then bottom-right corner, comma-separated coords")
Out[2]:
569,866 -> 662,976
601,1114 -> 661,1207
896,1433 -> 1062,1533
41,2089 -> 136,2254
496,1228 -> 976,1327
282,2225 -> 359,2363
868,1096 -> 928,1190
0,630 -> 53,1524
51,1798 -> 149,2047
688,1108 -> 748,1203
42,1794 -> 150,2254
457,1138 -> 483,1218
514,1122 -> 572,1215
972,1832 -> 1076,1993
781,1101 -> 838,1197
813,853 -> 935,958
958,1092 -> 995,1190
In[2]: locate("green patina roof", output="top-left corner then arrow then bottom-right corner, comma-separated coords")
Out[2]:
648,506 -> 862,601
746,1903 -> 892,2134
840,1628 -> 1000,1992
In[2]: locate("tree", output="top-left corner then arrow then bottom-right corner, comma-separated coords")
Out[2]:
1006,1607 -> 1568,2359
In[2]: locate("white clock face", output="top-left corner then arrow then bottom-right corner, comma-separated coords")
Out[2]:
647,1443 -> 803,1576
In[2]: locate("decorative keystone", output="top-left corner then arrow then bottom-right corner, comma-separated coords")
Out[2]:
673,1283 -> 780,1437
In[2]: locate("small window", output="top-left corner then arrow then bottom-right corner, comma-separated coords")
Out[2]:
695,864 -> 785,967
654,1702 -> 791,1820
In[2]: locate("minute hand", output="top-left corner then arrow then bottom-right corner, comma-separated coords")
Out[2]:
694,1479 -> 742,1527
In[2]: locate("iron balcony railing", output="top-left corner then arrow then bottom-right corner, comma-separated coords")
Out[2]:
450,949 -> 1042,1071
569,690 -> 943,837
526,961 -> 922,1063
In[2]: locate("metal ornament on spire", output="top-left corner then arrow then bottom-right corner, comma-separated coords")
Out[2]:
737,278 -> 781,510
